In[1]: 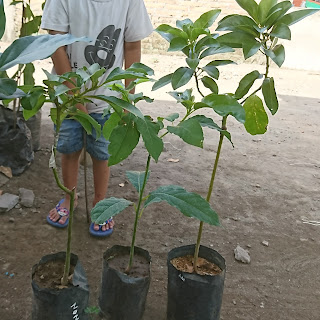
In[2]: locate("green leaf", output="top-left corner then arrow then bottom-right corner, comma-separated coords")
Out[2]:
71,110 -> 102,138
152,73 -> 173,91
54,84 -> 70,97
191,114 -> 233,145
169,88 -> 193,102
202,63 -> 219,79
108,115 -> 140,166
22,95 -> 45,120
106,67 -> 148,82
167,118 -> 203,148
265,44 -> 285,67
135,116 -> 163,162
102,112 -> 121,140
243,40 -> 261,59
262,1 -> 292,27
91,198 -> 133,224
126,171 -> 150,194
155,24 -> 187,42
217,31 -> 261,58
202,94 -> 246,123
190,114 -> 220,131
176,18 -> 194,30
128,92 -> 153,104
171,67 -> 194,90
20,16 -> 42,36
258,0 -> 277,22
243,95 -> 268,135
164,113 -> 179,122
91,95 -> 144,119
194,9 -> 221,29
144,185 -> 220,226
129,62 -> 154,76
0,88 -> 25,100
20,87 -> 45,111
270,23 -> 291,40
168,37 -> 189,52
199,44 -> 234,59
262,77 -> 278,115
207,60 -> 236,67
235,70 -> 261,99
235,0 -> 259,22
0,0 -> 6,39
201,76 -> 219,94
23,63 -> 35,85
0,78 -> 17,96
0,34 -> 90,71
217,14 -> 260,37
276,8 -> 319,27
186,58 -> 199,70
190,28 -> 209,42
194,36 -> 219,54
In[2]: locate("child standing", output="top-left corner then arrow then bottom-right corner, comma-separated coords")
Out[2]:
41,0 -> 153,236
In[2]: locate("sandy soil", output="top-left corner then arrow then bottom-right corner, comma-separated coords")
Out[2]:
0,54 -> 320,320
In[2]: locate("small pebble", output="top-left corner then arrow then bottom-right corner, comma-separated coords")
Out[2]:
9,217 -> 15,223
232,300 -> 237,305
262,240 -> 269,247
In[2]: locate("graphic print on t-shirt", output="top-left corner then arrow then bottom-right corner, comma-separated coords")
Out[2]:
84,25 -> 121,69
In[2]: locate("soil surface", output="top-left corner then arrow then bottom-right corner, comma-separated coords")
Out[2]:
0,54 -> 320,320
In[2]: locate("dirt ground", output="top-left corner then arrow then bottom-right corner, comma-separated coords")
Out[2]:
0,53 -> 320,320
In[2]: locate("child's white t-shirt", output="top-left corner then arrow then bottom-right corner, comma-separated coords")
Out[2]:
41,0 -> 153,113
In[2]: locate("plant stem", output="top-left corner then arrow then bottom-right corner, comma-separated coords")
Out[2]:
125,154 -> 151,274
193,116 -> 227,273
52,102 -> 75,286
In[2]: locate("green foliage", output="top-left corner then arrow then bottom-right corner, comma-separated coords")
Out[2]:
151,2 -> 318,267
167,118 -> 204,148
243,95 -> 268,135
91,198 -> 133,225
262,77 -> 278,115
144,185 -> 220,226
135,116 -> 164,162
126,171 -> 150,194
0,34 -> 90,71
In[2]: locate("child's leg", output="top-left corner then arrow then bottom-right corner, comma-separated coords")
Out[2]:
91,157 -> 114,231
86,112 -> 114,231
47,118 -> 83,225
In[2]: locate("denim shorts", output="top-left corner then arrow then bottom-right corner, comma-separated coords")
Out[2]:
56,113 -> 110,161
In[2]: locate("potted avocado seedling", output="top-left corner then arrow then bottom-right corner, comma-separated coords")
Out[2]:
153,1 -> 318,319
0,4 -> 96,318
20,62 -> 152,320
90,68 -> 220,320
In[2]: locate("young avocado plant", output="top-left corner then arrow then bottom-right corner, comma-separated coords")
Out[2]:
152,0 -> 318,272
91,69 -> 220,274
20,63 -> 153,285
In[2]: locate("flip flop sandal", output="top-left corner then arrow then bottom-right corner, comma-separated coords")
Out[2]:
46,199 -> 70,228
89,218 -> 114,237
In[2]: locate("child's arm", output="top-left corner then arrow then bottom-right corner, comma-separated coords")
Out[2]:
124,40 -> 141,93
49,30 -> 87,113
